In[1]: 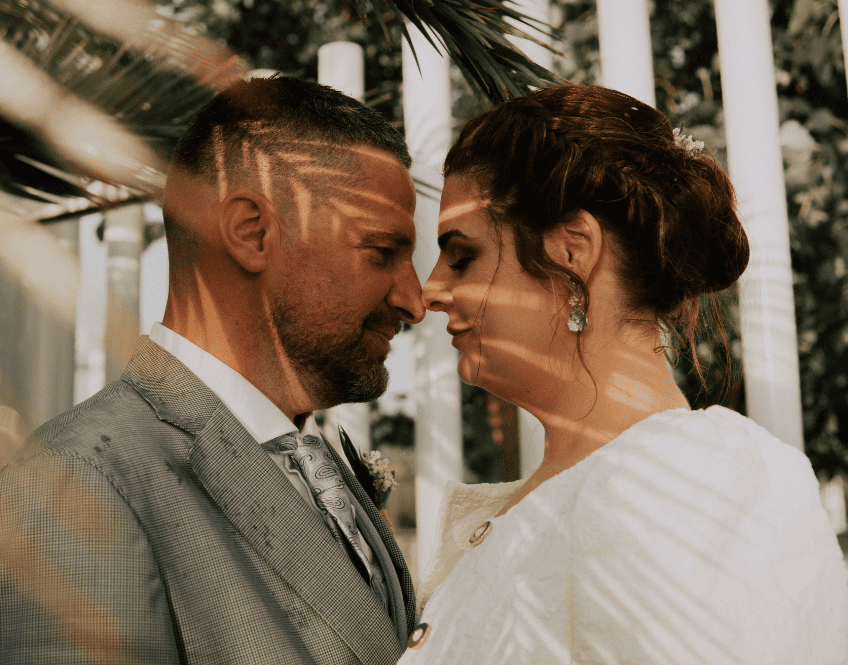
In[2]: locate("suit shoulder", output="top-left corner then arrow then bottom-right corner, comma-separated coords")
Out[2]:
15,379 -> 188,474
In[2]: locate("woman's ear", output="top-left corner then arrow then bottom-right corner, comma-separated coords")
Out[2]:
218,188 -> 279,273
543,210 -> 603,281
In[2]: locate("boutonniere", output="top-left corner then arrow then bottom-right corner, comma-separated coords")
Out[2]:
339,426 -> 398,510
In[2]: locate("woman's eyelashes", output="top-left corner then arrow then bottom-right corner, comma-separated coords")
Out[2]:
444,243 -> 478,273
448,255 -> 473,272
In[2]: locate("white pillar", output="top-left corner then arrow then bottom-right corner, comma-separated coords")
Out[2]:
596,0 -> 656,107
104,204 -> 143,382
402,26 -> 452,176
318,41 -> 366,102
507,0 -> 550,478
839,0 -> 848,93
519,410 -> 545,478
74,213 -> 108,404
714,0 -> 804,450
403,25 -> 463,569
317,41 -> 371,453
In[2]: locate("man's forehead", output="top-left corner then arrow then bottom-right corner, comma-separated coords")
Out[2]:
330,149 -> 416,224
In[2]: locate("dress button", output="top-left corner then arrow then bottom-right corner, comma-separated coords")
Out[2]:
408,622 -> 431,649
469,520 -> 493,546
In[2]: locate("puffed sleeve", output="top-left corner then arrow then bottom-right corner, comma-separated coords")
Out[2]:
569,407 -> 848,665
0,452 -> 181,664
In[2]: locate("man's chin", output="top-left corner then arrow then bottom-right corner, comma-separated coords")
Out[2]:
309,359 -> 389,408
343,362 -> 389,403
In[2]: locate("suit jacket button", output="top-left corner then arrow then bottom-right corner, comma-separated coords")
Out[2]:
408,622 -> 431,649
469,520 -> 493,546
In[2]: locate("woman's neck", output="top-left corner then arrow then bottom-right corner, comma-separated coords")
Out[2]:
531,334 -> 690,475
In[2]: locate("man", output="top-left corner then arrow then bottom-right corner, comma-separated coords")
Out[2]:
0,76 -> 424,664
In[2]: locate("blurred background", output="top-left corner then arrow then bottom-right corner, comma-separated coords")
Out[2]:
1,0 -> 847,580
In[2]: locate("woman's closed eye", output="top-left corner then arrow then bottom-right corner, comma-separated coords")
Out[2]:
448,254 -> 473,272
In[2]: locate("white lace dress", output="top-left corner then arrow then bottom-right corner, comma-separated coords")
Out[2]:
400,406 -> 848,665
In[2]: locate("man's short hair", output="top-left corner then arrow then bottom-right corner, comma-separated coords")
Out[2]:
169,75 -> 411,194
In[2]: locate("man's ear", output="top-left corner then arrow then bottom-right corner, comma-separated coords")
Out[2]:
543,210 -> 603,281
218,188 -> 279,273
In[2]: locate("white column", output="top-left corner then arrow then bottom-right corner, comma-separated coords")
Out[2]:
315,40 -> 371,454
139,203 -> 168,335
403,25 -> 463,569
596,0 -> 656,107
402,26 -> 452,176
104,204 -> 143,382
519,411 -> 545,478
318,41 -> 366,102
714,0 -> 804,450
74,213 -> 108,403
507,0 -> 550,478
839,0 -> 848,92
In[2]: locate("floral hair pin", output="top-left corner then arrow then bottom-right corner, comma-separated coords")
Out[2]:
672,128 -> 705,157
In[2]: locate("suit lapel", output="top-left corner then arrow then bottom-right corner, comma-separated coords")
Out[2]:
122,337 -> 401,663
324,442 -> 417,635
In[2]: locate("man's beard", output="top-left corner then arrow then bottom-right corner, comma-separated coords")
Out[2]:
272,302 -> 401,408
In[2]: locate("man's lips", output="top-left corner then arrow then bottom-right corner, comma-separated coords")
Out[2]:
369,328 -> 395,341
366,327 -> 397,342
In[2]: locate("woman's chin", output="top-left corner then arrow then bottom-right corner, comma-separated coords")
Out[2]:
457,355 -> 480,387
457,356 -> 498,393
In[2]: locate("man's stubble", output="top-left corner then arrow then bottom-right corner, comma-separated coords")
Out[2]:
271,293 -> 401,408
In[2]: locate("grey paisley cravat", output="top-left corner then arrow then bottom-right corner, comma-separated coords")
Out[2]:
261,432 -> 389,611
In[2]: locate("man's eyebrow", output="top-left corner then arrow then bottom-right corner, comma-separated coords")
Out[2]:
437,229 -> 470,251
359,230 -> 414,247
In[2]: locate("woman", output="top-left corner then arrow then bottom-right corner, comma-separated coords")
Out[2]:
399,85 -> 848,664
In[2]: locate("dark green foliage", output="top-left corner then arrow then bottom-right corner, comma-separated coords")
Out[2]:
462,384 -> 503,484
173,0 -> 408,127
371,410 -> 415,449
164,0 -> 560,127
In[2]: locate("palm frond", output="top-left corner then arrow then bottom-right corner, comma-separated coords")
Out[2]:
0,0 -> 561,209
350,0 -> 562,102
0,0 -> 242,210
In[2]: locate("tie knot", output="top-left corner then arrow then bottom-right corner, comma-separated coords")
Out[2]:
260,432 -> 322,455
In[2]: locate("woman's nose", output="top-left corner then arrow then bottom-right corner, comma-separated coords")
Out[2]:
388,259 -> 425,324
422,263 -> 452,313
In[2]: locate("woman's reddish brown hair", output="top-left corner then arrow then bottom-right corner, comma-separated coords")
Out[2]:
444,84 -> 750,387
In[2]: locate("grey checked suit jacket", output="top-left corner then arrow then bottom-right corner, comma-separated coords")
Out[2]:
0,337 -> 415,664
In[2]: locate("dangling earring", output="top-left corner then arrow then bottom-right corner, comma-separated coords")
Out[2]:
567,279 -> 587,333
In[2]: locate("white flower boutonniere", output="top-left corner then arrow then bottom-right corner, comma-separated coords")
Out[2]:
339,426 -> 397,510
361,450 -> 398,502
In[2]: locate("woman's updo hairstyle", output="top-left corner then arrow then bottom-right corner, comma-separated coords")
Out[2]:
444,84 -> 749,384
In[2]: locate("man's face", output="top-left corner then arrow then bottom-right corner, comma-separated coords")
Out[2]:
268,146 -> 423,408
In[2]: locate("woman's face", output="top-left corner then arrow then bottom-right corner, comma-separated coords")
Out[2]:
422,176 -> 571,403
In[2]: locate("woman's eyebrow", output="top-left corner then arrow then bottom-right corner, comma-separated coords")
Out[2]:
437,229 -> 471,250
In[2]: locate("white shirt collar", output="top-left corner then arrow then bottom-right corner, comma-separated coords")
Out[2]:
149,322 -> 297,444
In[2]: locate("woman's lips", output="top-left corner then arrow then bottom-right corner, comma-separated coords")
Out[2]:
448,328 -> 471,347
